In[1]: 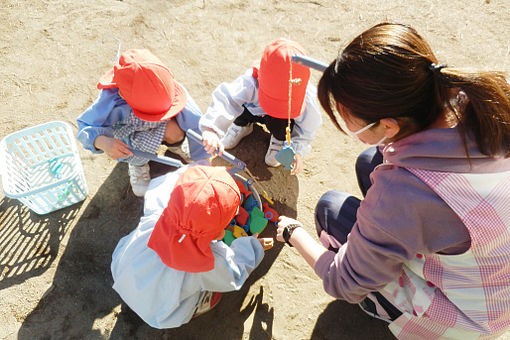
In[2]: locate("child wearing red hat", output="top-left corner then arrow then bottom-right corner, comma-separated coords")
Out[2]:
77,49 -> 209,197
111,164 -> 271,328
199,38 -> 322,175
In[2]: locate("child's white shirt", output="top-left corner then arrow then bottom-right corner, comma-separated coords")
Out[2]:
199,68 -> 322,156
111,164 -> 265,329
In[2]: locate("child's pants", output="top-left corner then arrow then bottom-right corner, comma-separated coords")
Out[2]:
314,147 -> 402,321
234,107 -> 295,141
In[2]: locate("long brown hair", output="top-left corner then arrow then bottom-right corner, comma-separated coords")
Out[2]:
318,22 -> 510,157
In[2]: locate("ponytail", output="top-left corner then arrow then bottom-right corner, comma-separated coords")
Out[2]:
440,68 -> 510,157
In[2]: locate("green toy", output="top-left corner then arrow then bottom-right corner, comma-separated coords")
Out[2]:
249,206 -> 268,235
223,229 -> 236,246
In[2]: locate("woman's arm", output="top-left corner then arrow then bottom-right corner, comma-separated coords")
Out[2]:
275,216 -> 327,268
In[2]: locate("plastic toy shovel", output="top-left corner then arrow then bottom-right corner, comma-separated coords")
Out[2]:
185,129 -> 246,175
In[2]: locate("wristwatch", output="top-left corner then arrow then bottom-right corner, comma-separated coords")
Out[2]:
283,224 -> 302,247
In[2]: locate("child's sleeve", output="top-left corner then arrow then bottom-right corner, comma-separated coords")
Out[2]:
76,89 -> 128,153
290,84 -> 322,156
199,69 -> 258,138
197,237 -> 264,292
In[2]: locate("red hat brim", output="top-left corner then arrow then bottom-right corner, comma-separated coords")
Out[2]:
132,81 -> 187,122
97,68 -> 117,89
97,68 -> 187,122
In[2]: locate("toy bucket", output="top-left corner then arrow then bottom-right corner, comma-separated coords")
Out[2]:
234,173 -> 262,209
0,121 -> 88,214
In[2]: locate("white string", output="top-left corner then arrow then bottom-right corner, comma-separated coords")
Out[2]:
114,37 -> 122,61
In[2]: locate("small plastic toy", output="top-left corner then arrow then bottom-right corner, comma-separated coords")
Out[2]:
233,225 -> 249,238
249,206 -> 268,235
223,228 -> 236,246
263,203 -> 279,223
235,206 -> 249,226
244,194 -> 258,212
48,157 -> 64,178
235,180 -> 252,199
275,141 -> 296,170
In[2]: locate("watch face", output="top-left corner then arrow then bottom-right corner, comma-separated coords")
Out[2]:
283,227 -> 289,241
283,224 -> 300,247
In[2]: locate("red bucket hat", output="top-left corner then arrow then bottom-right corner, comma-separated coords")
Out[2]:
97,49 -> 187,122
257,39 -> 310,119
147,166 -> 241,273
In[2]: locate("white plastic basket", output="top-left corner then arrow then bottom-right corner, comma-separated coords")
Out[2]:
0,121 -> 88,214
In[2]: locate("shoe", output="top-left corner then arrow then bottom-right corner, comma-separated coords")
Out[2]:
264,135 -> 283,167
358,298 -> 392,324
192,291 -> 222,318
128,163 -> 151,197
222,123 -> 253,149
166,138 -> 191,162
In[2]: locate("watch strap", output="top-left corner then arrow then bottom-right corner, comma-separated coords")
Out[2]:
283,223 -> 301,247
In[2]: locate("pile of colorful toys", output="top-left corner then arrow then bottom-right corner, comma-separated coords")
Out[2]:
222,178 -> 279,246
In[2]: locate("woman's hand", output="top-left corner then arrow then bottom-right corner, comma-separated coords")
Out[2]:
290,153 -> 303,175
201,129 -> 224,156
276,216 -> 303,243
94,135 -> 132,160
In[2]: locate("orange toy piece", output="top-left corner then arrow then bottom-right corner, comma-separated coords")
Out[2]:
235,180 -> 252,199
233,225 -> 249,238
263,203 -> 279,223
235,206 -> 249,226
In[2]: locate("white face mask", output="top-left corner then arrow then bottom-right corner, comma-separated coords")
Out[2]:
347,121 -> 387,146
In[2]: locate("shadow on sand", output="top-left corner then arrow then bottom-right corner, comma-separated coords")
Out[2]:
18,126 -> 298,339
0,198 -> 81,291
311,299 -> 393,339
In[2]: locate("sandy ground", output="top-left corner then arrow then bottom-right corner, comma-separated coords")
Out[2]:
1,0 -> 510,339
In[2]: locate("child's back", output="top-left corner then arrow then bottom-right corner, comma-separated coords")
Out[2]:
111,164 -> 265,328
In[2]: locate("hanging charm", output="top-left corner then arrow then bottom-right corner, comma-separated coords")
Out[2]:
275,59 -> 300,170
276,127 -> 296,169
275,141 -> 296,170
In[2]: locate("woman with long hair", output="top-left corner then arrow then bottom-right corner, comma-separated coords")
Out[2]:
276,22 -> 510,339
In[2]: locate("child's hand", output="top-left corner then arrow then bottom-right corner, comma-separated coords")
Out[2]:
259,238 -> 274,251
252,233 -> 274,251
94,135 -> 132,160
202,129 -> 224,156
290,153 -> 303,175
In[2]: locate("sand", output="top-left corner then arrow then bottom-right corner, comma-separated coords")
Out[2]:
1,0 -> 509,339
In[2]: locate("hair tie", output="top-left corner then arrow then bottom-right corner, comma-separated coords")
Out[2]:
428,63 -> 447,73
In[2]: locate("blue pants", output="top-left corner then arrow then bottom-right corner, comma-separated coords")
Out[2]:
314,146 -> 381,241
314,147 -> 402,321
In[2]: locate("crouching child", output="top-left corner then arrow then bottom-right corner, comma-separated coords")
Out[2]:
111,164 -> 271,328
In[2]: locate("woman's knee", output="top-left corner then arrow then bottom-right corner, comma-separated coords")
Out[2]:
355,147 -> 382,196
315,190 -> 352,229
355,147 -> 381,175
315,190 -> 360,243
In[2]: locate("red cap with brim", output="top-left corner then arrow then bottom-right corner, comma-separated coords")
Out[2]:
147,166 -> 241,273
97,49 -> 187,122
258,39 -> 310,119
